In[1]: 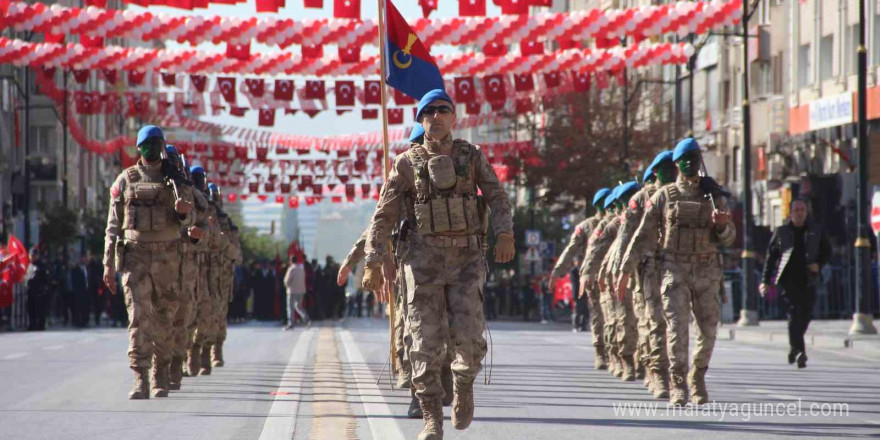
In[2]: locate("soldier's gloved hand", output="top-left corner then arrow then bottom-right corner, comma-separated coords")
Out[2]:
103,266 -> 117,296
711,209 -> 730,229
363,264 -> 384,294
188,226 -> 204,240
337,265 -> 352,286
616,273 -> 630,302
380,256 -> 397,304
494,232 -> 515,263
175,199 -> 193,215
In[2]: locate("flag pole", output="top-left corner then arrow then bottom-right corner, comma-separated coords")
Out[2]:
376,0 -> 398,376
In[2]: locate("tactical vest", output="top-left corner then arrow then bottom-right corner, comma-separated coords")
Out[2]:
122,167 -> 177,233
410,140 -> 486,236
661,185 -> 718,255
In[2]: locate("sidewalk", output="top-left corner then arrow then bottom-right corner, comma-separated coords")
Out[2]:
719,318 -> 880,354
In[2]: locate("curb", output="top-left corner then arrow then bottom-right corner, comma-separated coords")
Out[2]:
722,327 -> 880,353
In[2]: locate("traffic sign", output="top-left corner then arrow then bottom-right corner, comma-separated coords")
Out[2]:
524,247 -> 542,262
538,241 -> 554,259
525,230 -> 542,247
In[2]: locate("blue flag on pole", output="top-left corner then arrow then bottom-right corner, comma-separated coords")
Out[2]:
384,0 -> 445,100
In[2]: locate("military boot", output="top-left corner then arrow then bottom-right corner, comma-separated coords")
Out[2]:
652,370 -> 669,399
441,366 -> 454,407
128,368 -> 150,400
669,374 -> 688,406
688,367 -> 709,405
151,361 -> 170,398
211,343 -> 224,367
621,355 -> 636,382
199,344 -> 213,376
610,353 -> 621,377
408,387 -> 423,419
594,347 -> 608,370
417,398 -> 444,440
397,368 -> 410,389
187,344 -> 201,376
168,357 -> 184,391
451,378 -> 474,430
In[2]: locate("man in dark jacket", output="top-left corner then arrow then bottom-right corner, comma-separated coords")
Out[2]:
760,198 -> 832,368
70,254 -> 90,328
27,250 -> 52,331
87,252 -> 104,326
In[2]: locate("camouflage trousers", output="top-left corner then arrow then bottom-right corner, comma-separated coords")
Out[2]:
205,259 -> 224,344
121,243 -> 181,370
585,285 -> 605,350
171,249 -> 198,359
217,265 -> 234,344
192,255 -> 215,347
613,283 -> 638,357
660,258 -> 722,377
640,258 -> 668,372
392,278 -> 411,382
404,237 -> 487,400
599,288 -> 617,361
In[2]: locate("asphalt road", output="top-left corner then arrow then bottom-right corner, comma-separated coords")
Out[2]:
0,318 -> 877,440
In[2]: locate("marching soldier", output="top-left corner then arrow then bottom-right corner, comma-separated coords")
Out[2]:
187,166 -> 218,376
362,89 -> 515,440
209,184 -> 241,369
102,125 -> 194,399
618,138 -> 736,406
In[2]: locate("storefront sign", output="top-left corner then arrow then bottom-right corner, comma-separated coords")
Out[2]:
809,93 -> 853,131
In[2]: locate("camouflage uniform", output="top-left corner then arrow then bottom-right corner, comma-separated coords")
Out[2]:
365,137 -> 512,409
552,215 -> 604,347
581,215 -> 621,373
572,213 -> 609,359
601,214 -> 638,379
614,183 -> 670,394
103,160 -> 193,394
621,175 -> 736,403
211,208 -> 240,367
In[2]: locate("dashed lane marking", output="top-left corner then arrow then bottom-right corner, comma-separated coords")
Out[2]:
2,352 -> 29,360
257,327 -> 315,440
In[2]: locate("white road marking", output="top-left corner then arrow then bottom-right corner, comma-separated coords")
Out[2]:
339,329 -> 407,440
257,328 -> 315,440
2,352 -> 29,360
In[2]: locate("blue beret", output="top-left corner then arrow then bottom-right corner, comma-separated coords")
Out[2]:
592,188 -> 611,206
648,150 -> 674,172
604,185 -> 623,209
642,167 -> 654,183
672,138 -> 700,162
165,145 -> 178,155
618,181 -> 640,201
408,123 -> 425,143
136,125 -> 164,146
416,88 -> 454,122
207,183 -> 218,191
190,166 -> 205,175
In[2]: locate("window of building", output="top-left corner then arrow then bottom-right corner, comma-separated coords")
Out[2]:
757,0 -> 771,25
798,44 -> 812,88
874,10 -> 880,67
844,24 -> 858,76
819,35 -> 834,82
752,62 -> 772,96
772,54 -> 784,94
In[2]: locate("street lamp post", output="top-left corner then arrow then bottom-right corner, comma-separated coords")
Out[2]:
850,0 -> 878,335
738,0 -> 759,326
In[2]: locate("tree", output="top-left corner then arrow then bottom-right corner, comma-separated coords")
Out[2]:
82,209 -> 108,257
499,80 -> 679,214
38,204 -> 79,255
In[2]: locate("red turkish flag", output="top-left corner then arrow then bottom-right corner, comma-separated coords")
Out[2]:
483,41 -> 507,57
256,0 -> 280,12
333,0 -> 360,19
543,71 -> 561,88
335,81 -> 355,106
364,80 -> 381,105
387,108 -> 404,125
304,0 -> 321,7
190,75 -> 207,92
520,40 -> 544,55
499,0 -> 528,14
515,98 -> 534,114
514,74 -> 534,92
490,101 -> 506,111
128,71 -> 145,86
161,72 -> 177,86
595,71 -> 609,89
362,109 -> 378,120
102,69 -> 117,85
288,196 -> 299,208
274,79 -> 294,101
230,106 -> 248,117
530,0 -> 551,6
459,0 -> 486,16
331,196 -> 343,204
258,108 -> 276,127
572,71 -> 591,92
75,91 -> 94,114
303,109 -> 321,118
245,78 -> 265,97
72,70 -> 90,84
418,0 -> 437,17
454,77 -> 476,103
217,77 -> 236,103
338,45 -> 361,63
227,43 -> 251,60
483,74 -> 506,102
305,80 -> 325,100
558,39 -> 580,50
466,102 -> 481,115
302,45 -> 323,59
80,35 -> 104,47
394,89 -> 416,105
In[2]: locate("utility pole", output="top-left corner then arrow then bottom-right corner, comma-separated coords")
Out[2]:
622,36 -> 629,170
23,66 -> 31,249
738,0 -> 759,326
850,0 -> 877,335
62,69 -> 69,209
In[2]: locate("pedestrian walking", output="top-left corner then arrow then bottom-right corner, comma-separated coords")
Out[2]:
283,256 -> 309,329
